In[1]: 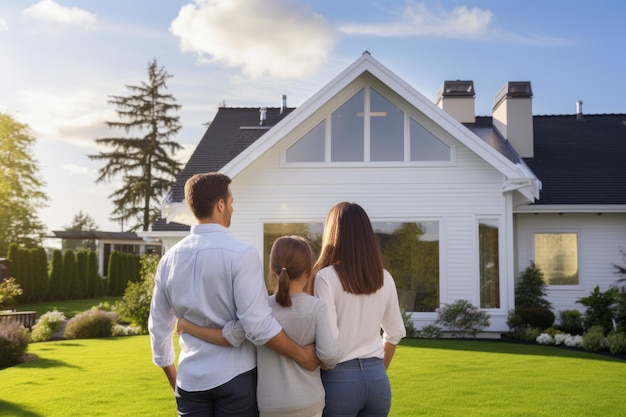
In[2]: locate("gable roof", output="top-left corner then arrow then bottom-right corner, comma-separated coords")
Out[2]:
158,53 -> 544,227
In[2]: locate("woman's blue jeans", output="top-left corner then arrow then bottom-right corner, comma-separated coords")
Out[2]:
321,358 -> 391,417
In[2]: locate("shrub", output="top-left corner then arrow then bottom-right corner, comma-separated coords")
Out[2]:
0,320 -> 30,368
64,308 -> 117,339
112,324 -> 141,336
435,299 -> 490,338
606,331 -> 626,355
516,307 -> 555,330
513,326 -> 542,342
559,309 -> 583,334
30,310 -> 67,342
577,286 -> 619,332
419,324 -> 443,339
582,325 -> 608,352
115,253 -> 159,333
515,262 -> 552,310
0,277 -> 23,310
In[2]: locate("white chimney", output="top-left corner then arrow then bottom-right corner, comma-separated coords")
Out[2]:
281,95 -> 287,114
492,81 -> 534,158
436,80 -> 475,124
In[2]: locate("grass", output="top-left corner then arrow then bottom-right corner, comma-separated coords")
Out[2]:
2,336 -> 624,417
15,297 -> 122,318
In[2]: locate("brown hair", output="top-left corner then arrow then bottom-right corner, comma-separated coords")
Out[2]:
308,202 -> 384,295
271,236 -> 314,307
184,172 -> 231,220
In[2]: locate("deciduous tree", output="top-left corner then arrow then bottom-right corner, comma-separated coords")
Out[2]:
0,113 -> 48,255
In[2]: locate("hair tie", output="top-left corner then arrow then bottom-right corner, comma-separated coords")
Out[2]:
281,267 -> 287,271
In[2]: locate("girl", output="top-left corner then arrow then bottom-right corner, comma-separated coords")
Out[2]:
178,235 -> 341,417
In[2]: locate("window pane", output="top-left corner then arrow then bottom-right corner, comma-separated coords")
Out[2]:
263,223 -> 323,290
370,88 -> 404,161
479,221 -> 500,308
410,118 -> 450,161
331,89 -> 364,162
534,233 -> 579,285
286,120 -> 325,162
377,222 -> 440,312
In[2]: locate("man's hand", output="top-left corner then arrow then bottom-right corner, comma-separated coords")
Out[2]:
294,343 -> 320,371
265,330 -> 321,371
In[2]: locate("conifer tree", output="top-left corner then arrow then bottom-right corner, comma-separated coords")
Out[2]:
48,249 -> 64,300
515,261 -> 552,309
63,249 -> 79,299
89,60 -> 183,231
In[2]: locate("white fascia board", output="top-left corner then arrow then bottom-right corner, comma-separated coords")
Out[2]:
515,204 -> 626,214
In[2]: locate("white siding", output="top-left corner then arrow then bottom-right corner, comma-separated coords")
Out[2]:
515,213 -> 626,317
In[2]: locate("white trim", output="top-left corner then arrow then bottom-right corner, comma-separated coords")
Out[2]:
516,204 -> 626,214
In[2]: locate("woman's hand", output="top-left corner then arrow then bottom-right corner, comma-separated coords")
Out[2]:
176,318 -> 189,336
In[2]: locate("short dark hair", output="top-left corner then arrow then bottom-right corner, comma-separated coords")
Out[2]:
184,172 -> 231,220
309,202 -> 384,295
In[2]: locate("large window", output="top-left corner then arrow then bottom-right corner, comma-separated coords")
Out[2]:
534,233 -> 579,285
285,87 -> 450,164
263,221 -> 440,312
479,220 -> 500,308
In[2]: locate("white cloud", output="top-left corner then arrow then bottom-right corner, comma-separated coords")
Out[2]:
170,0 -> 338,79
17,88 -> 113,147
339,3 -> 492,38
22,0 -> 96,29
0,17 -> 8,31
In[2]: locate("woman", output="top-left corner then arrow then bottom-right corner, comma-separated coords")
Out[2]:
306,202 -> 406,417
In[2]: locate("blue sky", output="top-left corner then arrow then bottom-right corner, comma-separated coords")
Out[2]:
1,0 -> 625,234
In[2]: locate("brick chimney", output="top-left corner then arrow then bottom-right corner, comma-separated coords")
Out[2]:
436,80 -> 475,124
492,82 -> 534,158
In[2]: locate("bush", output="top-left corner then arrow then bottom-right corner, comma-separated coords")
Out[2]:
400,304 -> 416,338
435,299 -> 490,338
0,320 -> 30,368
516,307 -> 555,330
582,325 -> 608,352
559,309 -> 583,334
115,253 -> 159,333
0,277 -> 23,310
30,310 -> 67,342
513,326 -> 542,342
64,308 -> 117,339
606,331 -> 626,355
419,324 -> 443,339
577,286 -> 618,331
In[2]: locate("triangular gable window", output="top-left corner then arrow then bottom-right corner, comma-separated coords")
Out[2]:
286,87 -> 450,163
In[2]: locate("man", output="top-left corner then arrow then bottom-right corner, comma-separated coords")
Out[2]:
149,172 -> 318,416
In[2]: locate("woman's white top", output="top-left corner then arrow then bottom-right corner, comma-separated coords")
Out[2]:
314,266 -> 406,363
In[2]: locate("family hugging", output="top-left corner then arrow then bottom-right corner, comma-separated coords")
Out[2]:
148,172 -> 406,417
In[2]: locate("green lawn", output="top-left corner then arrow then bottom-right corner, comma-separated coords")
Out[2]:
2,336 -> 624,417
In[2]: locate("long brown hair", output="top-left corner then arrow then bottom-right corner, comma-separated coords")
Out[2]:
307,202 -> 384,295
271,236 -> 314,307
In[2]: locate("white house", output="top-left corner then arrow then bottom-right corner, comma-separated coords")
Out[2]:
141,52 -> 626,333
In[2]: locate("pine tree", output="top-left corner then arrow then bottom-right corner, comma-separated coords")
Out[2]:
88,60 -> 183,231
515,261 -> 552,309
62,211 -> 99,251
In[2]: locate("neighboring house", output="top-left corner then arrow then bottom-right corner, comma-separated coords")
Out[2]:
50,231 -> 161,278
141,52 -> 626,333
